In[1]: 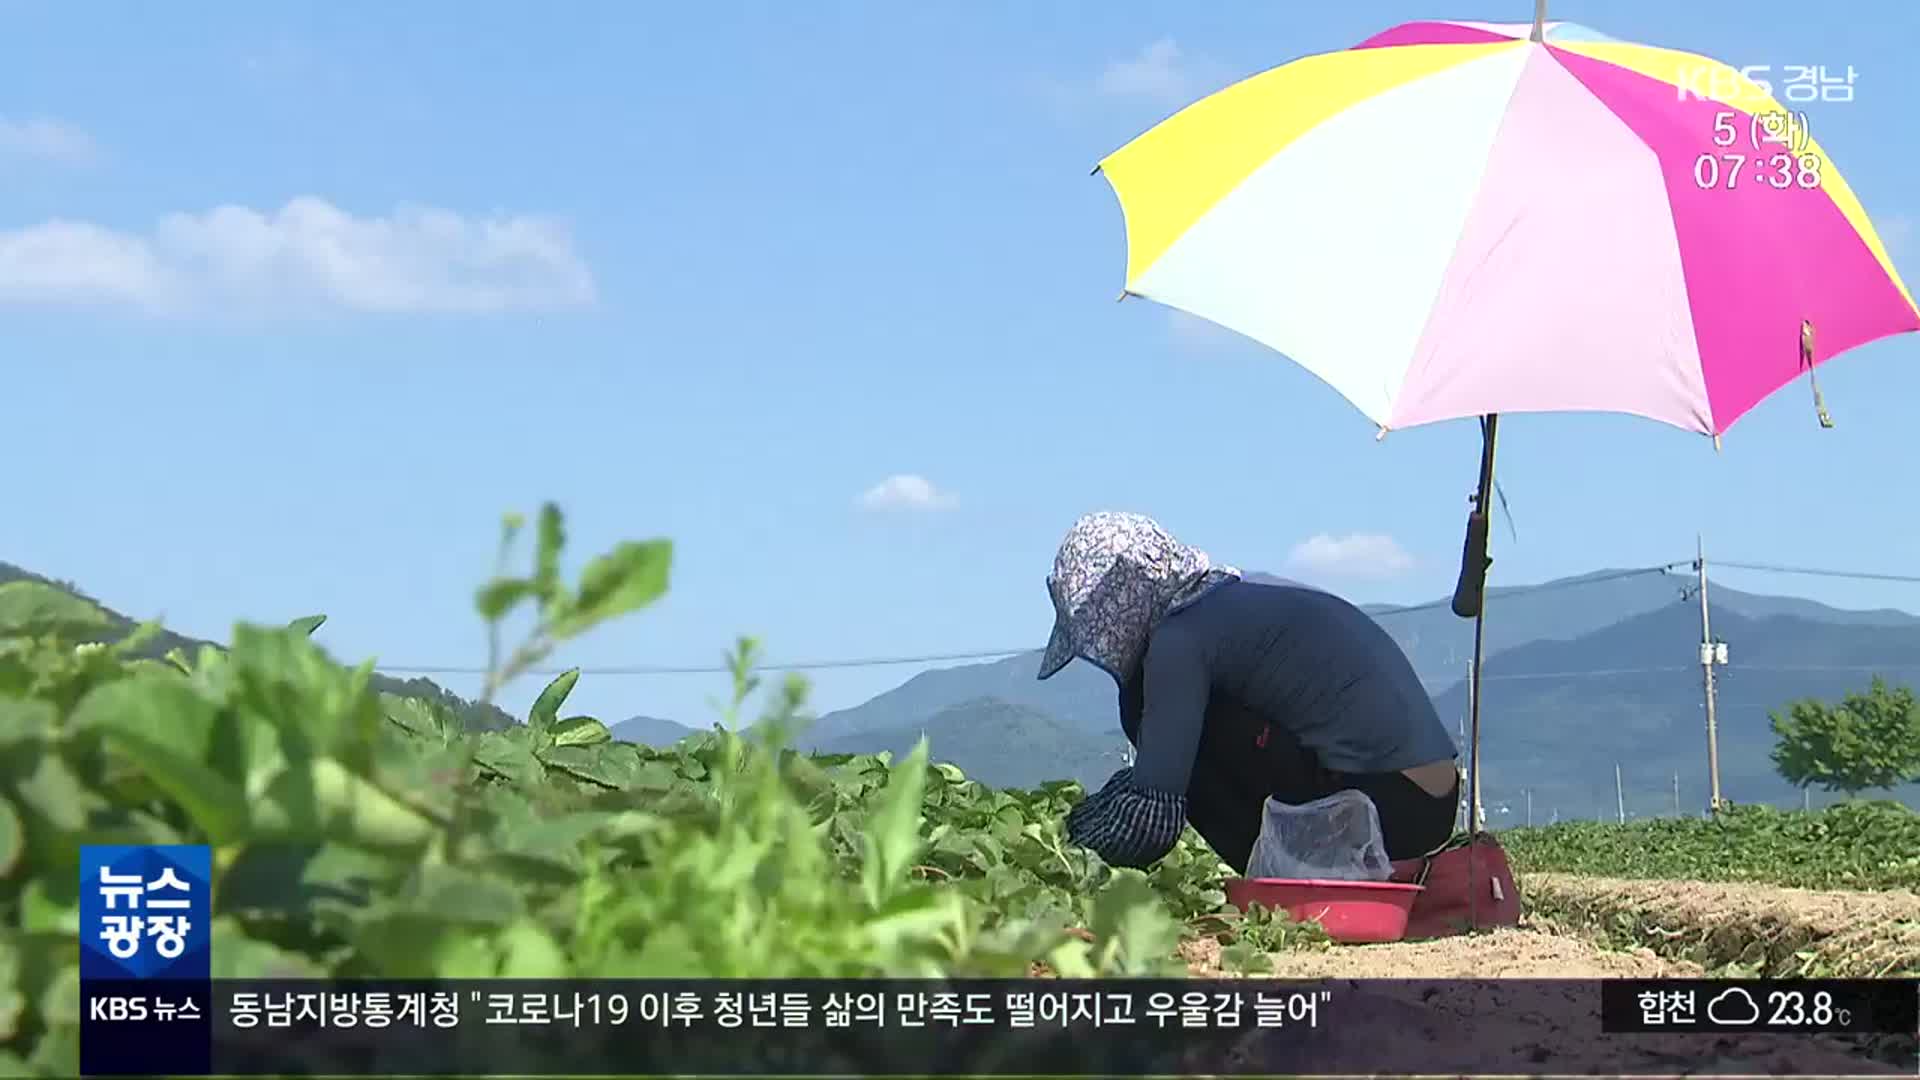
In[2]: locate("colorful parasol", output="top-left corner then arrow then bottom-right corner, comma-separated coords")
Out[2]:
1099,18 -> 1915,439
1094,6 -> 1917,838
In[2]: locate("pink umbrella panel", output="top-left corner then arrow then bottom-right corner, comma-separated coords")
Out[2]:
1095,18 -> 1917,441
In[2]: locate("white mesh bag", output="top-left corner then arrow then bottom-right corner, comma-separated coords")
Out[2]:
1244,789 -> 1394,881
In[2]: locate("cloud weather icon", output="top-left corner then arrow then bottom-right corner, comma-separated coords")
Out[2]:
1706,988 -> 1761,1026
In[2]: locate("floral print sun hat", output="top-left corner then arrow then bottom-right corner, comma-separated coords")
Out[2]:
1037,512 -> 1240,683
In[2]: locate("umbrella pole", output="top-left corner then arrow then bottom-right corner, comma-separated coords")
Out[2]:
1449,413 -> 1500,928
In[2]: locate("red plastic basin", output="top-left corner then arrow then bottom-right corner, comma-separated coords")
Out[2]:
1223,878 -> 1424,944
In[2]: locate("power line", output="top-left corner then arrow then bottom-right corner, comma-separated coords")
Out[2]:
1709,559 -> 1920,586
378,648 -> 1034,678
1456,661 -> 1920,686
1364,563 -> 1689,619
369,558 -> 1920,681
1476,665 -> 1691,682
1726,662 -> 1920,672
372,561 -> 1694,679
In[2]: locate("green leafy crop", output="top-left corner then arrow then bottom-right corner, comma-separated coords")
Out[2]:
1503,800 -> 1920,891
0,504 -> 1291,1076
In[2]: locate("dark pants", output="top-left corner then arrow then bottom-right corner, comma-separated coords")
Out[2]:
1182,701 -> 1460,874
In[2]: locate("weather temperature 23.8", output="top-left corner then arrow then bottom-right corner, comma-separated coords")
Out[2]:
1602,979 -> 1919,1036
1766,988 -> 1847,1029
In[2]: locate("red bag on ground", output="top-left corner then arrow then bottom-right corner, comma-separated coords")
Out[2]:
1388,832 -> 1522,940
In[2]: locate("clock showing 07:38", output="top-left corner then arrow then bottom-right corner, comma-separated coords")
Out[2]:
1692,149 -> 1825,191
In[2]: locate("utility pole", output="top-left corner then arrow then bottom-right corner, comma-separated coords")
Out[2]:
1697,535 -> 1725,814
1615,763 -> 1626,824
1525,788 -> 1533,827
1672,772 -> 1681,817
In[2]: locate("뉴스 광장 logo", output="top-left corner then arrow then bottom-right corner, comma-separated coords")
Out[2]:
79,845 -> 212,981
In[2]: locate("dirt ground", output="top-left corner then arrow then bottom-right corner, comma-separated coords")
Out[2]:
1175,868 -> 1912,980
1173,874 -> 1920,979
1178,925 -> 1696,978
1523,872 -> 1920,927
1163,878 -> 1918,1076
1523,872 -> 1920,977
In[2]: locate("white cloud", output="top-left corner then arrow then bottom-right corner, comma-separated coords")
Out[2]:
0,197 -> 595,315
0,222 -> 167,306
0,116 -> 99,164
857,474 -> 959,512
1095,39 -> 1232,109
1284,533 -> 1415,579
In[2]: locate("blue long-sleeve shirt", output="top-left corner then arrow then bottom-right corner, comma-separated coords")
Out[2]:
1065,579 -> 1457,870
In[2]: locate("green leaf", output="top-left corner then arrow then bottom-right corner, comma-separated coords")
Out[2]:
858,888 -> 968,951
209,918 -> 327,978
0,582 -> 111,641
109,619 -> 164,658
18,876 -> 80,936
0,796 -> 20,879
70,669 -> 223,761
528,669 -> 579,731
352,915 -> 494,979
0,945 -> 21,1042
287,614 -> 328,637
534,503 -> 566,602
496,921 -> 569,978
860,739 -> 930,910
1086,870 -> 1182,975
30,965 -> 79,1075
37,963 -> 79,1027
0,697 -> 55,747
475,578 -> 537,621
550,715 -> 611,747
480,810 -> 614,887
540,744 -> 637,790
404,865 -> 527,926
473,730 -> 540,787
549,540 -> 672,641
381,694 -> 459,742
99,728 -> 251,843
216,844 -> 387,920
252,757 -> 437,853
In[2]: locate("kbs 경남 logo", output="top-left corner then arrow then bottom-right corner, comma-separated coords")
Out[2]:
1676,64 -> 1858,104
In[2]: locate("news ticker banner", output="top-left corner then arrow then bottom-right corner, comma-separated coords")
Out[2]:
78,846 -> 1919,1077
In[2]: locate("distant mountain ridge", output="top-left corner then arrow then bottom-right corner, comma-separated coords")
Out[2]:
609,715 -> 699,746
804,569 -> 1920,813
18,555 -> 1916,817
1436,601 -> 1920,816
816,698 -> 1122,791
1,559 -> 516,732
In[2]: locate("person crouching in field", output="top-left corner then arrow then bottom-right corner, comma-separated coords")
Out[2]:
1038,511 -> 1461,873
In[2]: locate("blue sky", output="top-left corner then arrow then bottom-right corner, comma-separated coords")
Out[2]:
4,1 -> 1916,729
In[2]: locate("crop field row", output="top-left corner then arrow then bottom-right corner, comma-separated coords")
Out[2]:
4,514 -> 1915,1076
